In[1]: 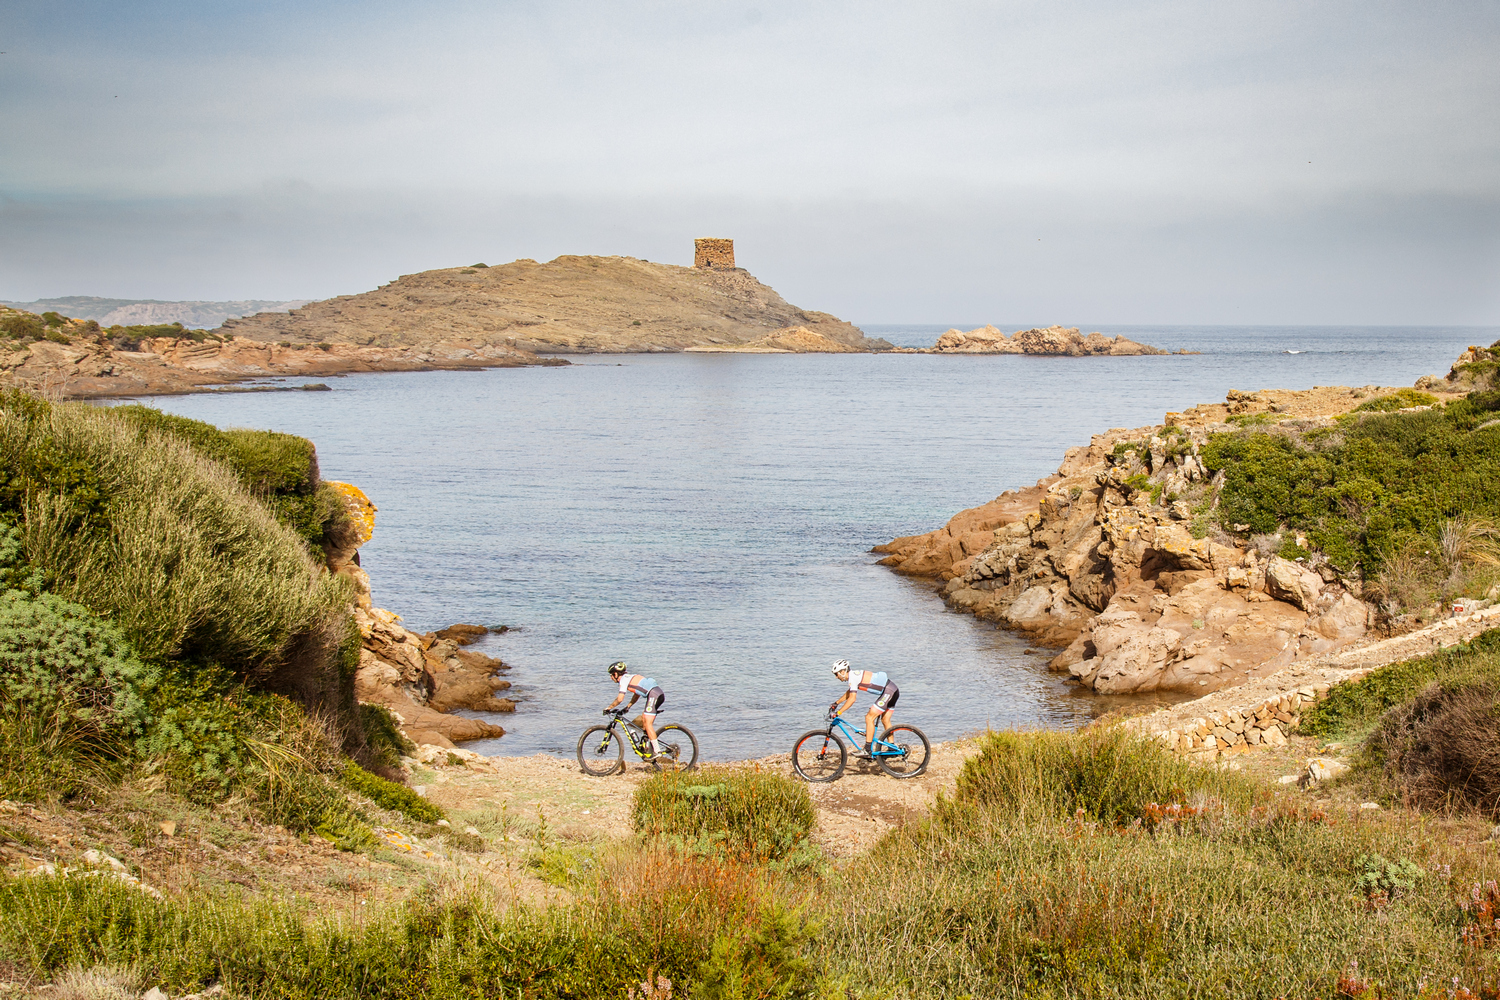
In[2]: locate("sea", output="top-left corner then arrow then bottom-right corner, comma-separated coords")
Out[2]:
134,324 -> 1494,761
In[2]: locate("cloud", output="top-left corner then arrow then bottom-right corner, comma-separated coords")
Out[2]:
1,0 -> 1496,321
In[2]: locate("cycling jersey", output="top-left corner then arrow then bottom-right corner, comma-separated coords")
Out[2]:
619,673 -> 658,697
847,670 -> 888,694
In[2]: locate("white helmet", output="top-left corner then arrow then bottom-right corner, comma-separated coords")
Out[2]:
831,659 -> 850,676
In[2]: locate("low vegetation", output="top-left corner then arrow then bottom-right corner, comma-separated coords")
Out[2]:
632,765 -> 816,862
1199,389 -> 1500,617
1301,629 -> 1500,820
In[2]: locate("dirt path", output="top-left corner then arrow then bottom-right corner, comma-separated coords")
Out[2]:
415,739 -> 978,859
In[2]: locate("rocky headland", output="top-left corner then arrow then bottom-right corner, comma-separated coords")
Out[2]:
905,324 -> 1177,356
0,306 -> 565,399
219,255 -> 894,354
874,370 -> 1487,701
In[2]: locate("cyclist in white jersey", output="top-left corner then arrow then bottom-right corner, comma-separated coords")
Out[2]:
604,661 -> 666,757
829,659 -> 900,758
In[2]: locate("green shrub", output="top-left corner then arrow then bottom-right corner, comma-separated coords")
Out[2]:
1299,628 -> 1500,739
1352,388 -> 1438,413
340,762 -> 443,824
110,406 -> 348,554
947,725 -> 1258,824
1368,680 -> 1500,819
358,703 -> 414,771
0,394 -> 354,693
1354,854 -> 1424,900
1201,391 -> 1500,570
0,314 -> 43,340
0,589 -> 156,734
632,766 -> 816,861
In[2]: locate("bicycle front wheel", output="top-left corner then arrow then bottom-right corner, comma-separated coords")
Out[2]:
875,724 -> 930,778
577,724 -> 624,776
792,729 -> 846,782
651,724 -> 699,771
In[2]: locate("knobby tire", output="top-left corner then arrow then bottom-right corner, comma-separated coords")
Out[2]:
875,724 -> 930,778
792,728 -> 847,782
577,724 -> 624,776
651,724 -> 699,771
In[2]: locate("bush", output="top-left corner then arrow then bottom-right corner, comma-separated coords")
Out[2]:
0,393 -> 355,697
1299,628 -> 1500,739
110,406 -> 348,554
1369,682 -> 1500,818
1352,388 -> 1439,413
358,702 -> 414,771
0,314 -> 43,340
0,589 -> 156,734
0,707 -> 117,802
948,726 -> 1258,825
1202,391 -> 1500,573
632,766 -> 815,862
340,762 -> 443,824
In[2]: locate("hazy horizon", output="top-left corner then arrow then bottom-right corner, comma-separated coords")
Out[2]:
3,1 -> 1497,325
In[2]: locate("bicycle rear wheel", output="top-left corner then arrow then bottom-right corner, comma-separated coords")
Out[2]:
875,724 -> 930,778
792,729 -> 846,782
651,724 -> 699,771
577,724 -> 624,776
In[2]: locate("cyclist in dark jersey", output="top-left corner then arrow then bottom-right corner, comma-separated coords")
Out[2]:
604,661 -> 666,757
829,659 -> 899,758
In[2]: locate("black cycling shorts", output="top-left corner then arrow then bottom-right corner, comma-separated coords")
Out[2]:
642,687 -> 665,716
875,682 -> 899,711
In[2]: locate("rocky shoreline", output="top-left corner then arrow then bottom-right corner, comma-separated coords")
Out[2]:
873,377 -> 1479,701
320,481 -> 516,749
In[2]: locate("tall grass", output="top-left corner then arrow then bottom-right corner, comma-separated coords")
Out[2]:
817,728 -> 1500,999
0,395 -> 355,701
632,765 -> 816,862
0,853 -> 816,999
946,724 -> 1260,825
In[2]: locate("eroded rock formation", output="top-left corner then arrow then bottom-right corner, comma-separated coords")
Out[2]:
912,325 -> 1170,356
870,384 -> 1461,695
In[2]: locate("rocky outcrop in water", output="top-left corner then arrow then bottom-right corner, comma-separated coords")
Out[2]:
912,325 -> 1170,356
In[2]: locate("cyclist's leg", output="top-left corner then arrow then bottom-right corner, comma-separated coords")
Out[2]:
642,688 -> 664,751
862,704 -> 878,752
874,684 -> 899,744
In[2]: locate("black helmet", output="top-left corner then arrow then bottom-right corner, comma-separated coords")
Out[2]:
607,661 -> 627,676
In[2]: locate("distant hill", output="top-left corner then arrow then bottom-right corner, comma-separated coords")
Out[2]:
0,296 -> 310,330
220,256 -> 893,353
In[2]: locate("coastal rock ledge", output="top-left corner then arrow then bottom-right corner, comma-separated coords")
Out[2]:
873,381 -> 1469,695
908,325 -> 1175,356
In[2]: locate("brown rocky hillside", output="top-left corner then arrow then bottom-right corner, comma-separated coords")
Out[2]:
221,256 -> 893,353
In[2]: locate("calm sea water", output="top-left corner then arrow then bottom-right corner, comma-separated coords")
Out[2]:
137,325 -> 1491,760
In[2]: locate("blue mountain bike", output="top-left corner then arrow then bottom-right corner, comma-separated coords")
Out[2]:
791,711 -> 930,781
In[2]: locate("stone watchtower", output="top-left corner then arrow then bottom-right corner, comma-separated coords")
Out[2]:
694,238 -> 735,269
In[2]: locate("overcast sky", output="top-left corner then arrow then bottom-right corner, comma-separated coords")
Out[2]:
2,0 -> 1497,324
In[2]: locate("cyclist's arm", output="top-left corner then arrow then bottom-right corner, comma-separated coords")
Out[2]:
831,691 -> 857,715
627,693 -> 640,707
605,693 -> 625,710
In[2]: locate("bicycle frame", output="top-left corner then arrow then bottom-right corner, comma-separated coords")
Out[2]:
598,713 -> 655,758
827,713 -> 903,758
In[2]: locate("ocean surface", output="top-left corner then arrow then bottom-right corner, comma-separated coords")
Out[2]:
136,325 -> 1493,761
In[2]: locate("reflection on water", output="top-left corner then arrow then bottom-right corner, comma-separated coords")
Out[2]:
139,325 -> 1489,759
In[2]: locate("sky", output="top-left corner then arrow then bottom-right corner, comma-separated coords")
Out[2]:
2,0 -> 1498,325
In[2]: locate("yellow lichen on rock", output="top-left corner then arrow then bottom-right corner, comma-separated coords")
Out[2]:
327,481 -> 377,546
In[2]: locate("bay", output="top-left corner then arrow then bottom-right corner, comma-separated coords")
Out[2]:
139,325 -> 1491,760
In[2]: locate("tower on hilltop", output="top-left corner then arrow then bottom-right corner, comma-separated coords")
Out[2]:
694,238 -> 735,270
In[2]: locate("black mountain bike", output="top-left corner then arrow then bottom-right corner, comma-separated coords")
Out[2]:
791,712 -> 930,782
576,708 -> 698,775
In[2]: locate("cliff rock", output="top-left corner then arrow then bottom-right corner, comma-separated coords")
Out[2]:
872,384 -> 1461,694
